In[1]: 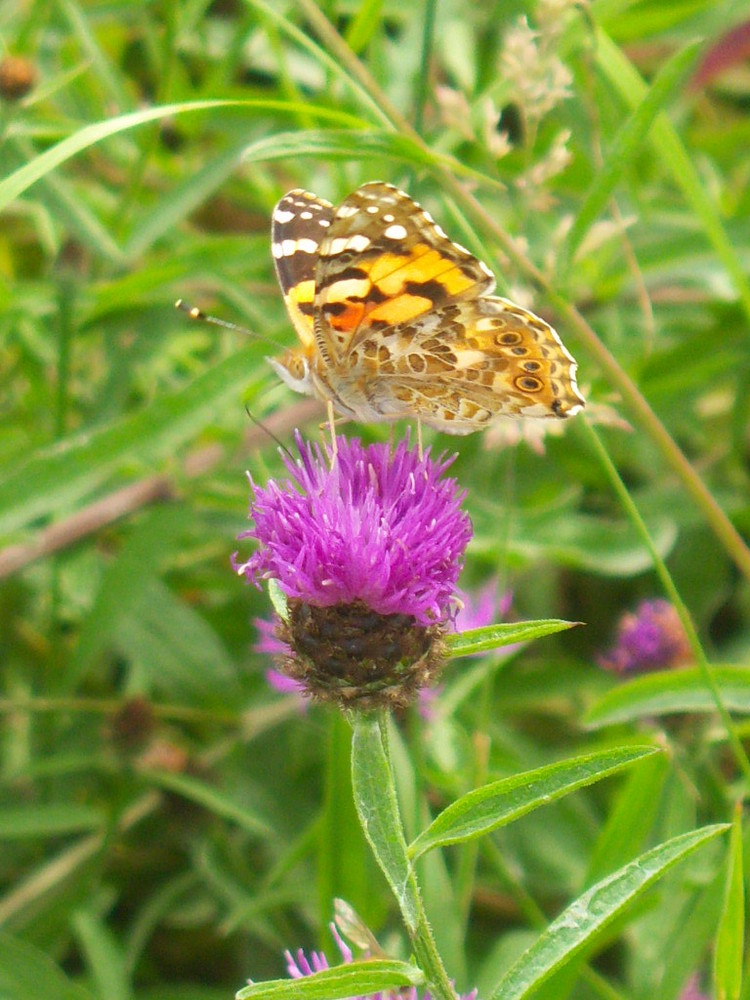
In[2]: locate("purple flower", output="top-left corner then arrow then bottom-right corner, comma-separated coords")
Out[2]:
284,922 -> 477,1000
236,433 -> 471,626
598,599 -> 692,675
678,974 -> 707,1000
236,433 -> 472,708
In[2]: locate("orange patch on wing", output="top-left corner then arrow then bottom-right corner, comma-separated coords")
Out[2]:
369,246 -> 476,297
368,294 -> 433,325
327,302 -> 366,332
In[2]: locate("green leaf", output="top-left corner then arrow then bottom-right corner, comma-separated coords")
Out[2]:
408,746 -> 658,859
714,804 -> 744,1000
445,619 -> 579,658
350,712 -> 420,932
585,749 -> 670,885
72,909 -> 132,1000
235,960 -> 422,1000
0,350 -> 260,538
584,666 -> 750,728
241,128 -> 431,168
145,771 -> 272,839
561,39 -> 701,272
595,29 -> 750,323
490,825 -> 729,1000
0,932 -> 94,1000
0,804 -> 104,839
118,577 -> 240,704
0,99 -> 364,211
69,506 -> 192,689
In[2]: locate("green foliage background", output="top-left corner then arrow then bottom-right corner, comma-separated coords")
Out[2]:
1,1 -> 749,998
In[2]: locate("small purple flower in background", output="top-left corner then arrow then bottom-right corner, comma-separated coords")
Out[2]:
678,973 -> 707,1000
455,578 -> 513,633
236,433 -> 472,709
598,598 -> 692,675
284,920 -> 478,1000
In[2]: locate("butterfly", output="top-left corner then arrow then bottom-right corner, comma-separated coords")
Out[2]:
269,181 -> 584,435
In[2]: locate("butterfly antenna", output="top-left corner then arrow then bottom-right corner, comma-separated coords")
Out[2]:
174,299 -> 286,351
244,405 -> 295,463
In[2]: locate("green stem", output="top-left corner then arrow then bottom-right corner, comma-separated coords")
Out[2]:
581,419 -> 750,785
292,0 -> 750,588
350,710 -> 457,1000
414,0 -> 438,136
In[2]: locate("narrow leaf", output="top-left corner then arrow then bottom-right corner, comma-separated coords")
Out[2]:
490,824 -> 728,1000
241,128 -> 430,167
409,746 -> 657,859
0,804 -> 104,839
72,910 -> 132,1000
595,30 -> 750,323
584,666 -> 750,727
0,100 -> 364,210
562,40 -> 701,270
145,771 -> 271,839
0,932 -> 94,1000
445,619 -> 579,658
350,713 -> 420,931
714,804 -> 744,1000
235,960 -> 422,1000
0,350 -> 259,538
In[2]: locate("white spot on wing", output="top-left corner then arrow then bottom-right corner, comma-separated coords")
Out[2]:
336,204 -> 359,218
273,208 -> 295,224
346,234 -> 371,252
384,224 -> 408,240
281,238 -> 318,256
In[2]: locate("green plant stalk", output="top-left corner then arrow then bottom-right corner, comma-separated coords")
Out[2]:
351,710 -> 458,1000
292,0 -> 750,588
581,419 -> 750,785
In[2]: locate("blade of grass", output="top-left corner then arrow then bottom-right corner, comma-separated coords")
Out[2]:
561,39 -> 701,273
580,420 -> 750,782
594,27 -> 750,325
0,99 -> 367,211
714,803 -> 744,1000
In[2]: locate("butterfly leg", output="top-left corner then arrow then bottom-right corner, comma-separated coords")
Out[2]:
326,399 -> 338,460
416,415 -> 424,460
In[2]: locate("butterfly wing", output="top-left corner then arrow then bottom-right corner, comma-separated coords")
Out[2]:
271,189 -> 334,349
313,182 -> 496,361
356,296 -> 585,432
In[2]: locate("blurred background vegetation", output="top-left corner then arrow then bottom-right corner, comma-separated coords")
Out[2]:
1,1 -> 750,998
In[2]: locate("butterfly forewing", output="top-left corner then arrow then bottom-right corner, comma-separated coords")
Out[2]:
313,182 -> 497,359
271,189 -> 334,346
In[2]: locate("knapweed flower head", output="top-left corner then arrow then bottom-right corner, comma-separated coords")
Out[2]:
235,433 -> 472,709
598,599 -> 692,675
284,921 -> 478,1000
